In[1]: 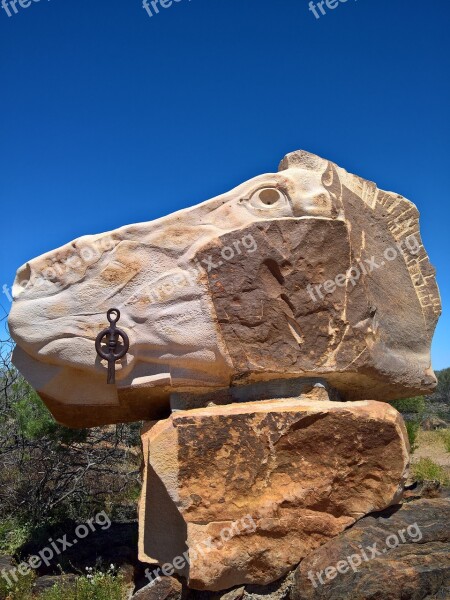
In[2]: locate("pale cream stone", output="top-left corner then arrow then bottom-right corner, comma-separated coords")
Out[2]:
8,150 -> 441,426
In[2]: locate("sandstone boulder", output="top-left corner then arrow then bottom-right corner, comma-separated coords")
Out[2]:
8,150 -> 440,427
422,417 -> 448,431
292,498 -> 450,600
139,397 -> 409,591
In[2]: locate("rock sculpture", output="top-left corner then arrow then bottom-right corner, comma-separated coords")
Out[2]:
7,150 -> 442,591
8,150 -> 441,427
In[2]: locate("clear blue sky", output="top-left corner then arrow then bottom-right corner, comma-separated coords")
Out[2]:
0,0 -> 448,370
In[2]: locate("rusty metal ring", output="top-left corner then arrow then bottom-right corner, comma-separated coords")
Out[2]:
95,308 -> 130,384
95,328 -> 130,361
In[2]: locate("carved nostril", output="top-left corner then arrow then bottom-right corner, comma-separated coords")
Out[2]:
12,263 -> 32,298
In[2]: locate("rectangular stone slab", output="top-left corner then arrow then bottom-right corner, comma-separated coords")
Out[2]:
138,398 -> 409,591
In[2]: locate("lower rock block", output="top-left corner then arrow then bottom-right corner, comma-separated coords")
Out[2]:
292,498 -> 450,600
138,398 -> 409,591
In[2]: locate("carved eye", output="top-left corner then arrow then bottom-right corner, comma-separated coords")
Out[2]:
249,187 -> 289,211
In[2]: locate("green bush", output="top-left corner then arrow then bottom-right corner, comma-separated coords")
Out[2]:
0,570 -> 126,600
405,421 -> 421,452
390,396 -> 426,414
40,571 -> 125,600
0,576 -> 7,600
412,458 -> 450,485
0,519 -> 33,555
434,368 -> 450,404
11,385 -> 87,445
0,569 -> 35,600
389,397 -> 425,453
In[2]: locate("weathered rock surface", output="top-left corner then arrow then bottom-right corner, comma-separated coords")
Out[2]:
8,150 -> 441,427
422,417 -> 448,431
403,480 -> 444,501
240,575 -> 294,600
292,498 -> 450,600
139,397 -> 409,591
132,576 -> 182,600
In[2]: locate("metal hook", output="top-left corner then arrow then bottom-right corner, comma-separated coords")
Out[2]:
95,308 -> 130,385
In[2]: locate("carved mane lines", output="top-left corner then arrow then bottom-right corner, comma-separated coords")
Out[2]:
376,190 -> 441,334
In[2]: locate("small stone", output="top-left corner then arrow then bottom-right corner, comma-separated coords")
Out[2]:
117,563 -> 135,585
132,576 -> 182,600
404,480 -> 442,501
422,417 -> 448,431
216,585 -> 246,600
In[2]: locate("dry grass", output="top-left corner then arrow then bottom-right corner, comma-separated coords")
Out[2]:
411,458 -> 450,486
411,429 -> 450,484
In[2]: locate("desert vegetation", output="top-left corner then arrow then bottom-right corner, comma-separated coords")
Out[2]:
0,314 -> 141,599
390,369 -> 450,485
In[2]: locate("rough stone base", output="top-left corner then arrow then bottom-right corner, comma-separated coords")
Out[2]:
292,498 -> 450,600
132,497 -> 450,599
139,397 -> 409,591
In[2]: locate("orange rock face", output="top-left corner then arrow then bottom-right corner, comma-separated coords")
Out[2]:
139,397 -> 409,591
